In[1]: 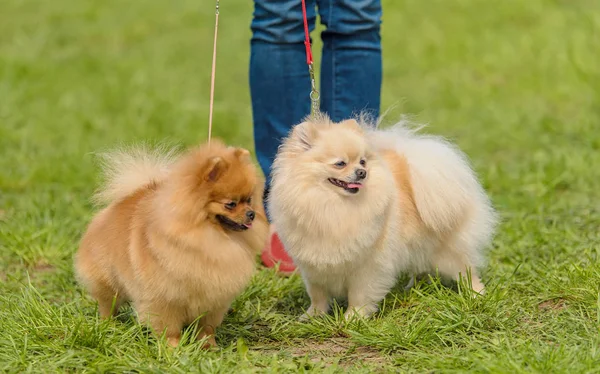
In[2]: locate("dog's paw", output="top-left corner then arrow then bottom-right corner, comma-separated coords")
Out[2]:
299,305 -> 326,322
405,273 -> 433,291
344,304 -> 378,321
299,312 -> 311,322
470,287 -> 485,298
404,276 -> 416,291
202,336 -> 218,350
167,336 -> 181,347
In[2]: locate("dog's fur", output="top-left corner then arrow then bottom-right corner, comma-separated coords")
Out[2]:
75,140 -> 268,347
268,114 -> 497,319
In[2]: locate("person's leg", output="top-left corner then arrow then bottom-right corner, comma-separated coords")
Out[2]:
251,0 -> 318,273
250,0 -> 317,206
317,0 -> 382,122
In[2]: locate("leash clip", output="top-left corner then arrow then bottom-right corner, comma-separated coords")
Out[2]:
308,63 -> 320,117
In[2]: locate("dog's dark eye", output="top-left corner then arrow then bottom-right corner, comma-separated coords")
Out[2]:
247,197 -> 252,204
360,159 -> 366,167
334,161 -> 347,168
225,202 -> 237,210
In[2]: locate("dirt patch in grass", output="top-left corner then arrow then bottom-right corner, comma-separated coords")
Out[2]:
538,298 -> 567,311
32,261 -> 56,274
291,338 -> 390,369
29,261 -> 58,287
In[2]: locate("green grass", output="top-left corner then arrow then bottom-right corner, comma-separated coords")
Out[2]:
1,0 -> 600,372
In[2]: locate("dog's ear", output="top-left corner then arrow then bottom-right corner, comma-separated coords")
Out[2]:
204,156 -> 228,181
292,121 -> 319,151
340,119 -> 364,133
234,148 -> 251,161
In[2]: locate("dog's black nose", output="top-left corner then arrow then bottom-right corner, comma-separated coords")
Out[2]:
246,211 -> 256,221
355,168 -> 367,180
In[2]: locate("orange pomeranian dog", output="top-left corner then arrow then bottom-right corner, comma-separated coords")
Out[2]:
75,140 -> 268,347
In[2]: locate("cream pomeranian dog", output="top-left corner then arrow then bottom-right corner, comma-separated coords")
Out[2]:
268,114 -> 497,320
75,140 -> 268,347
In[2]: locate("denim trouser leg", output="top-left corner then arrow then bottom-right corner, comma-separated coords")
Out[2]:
317,0 -> 382,122
250,0 -> 317,207
250,0 -> 382,214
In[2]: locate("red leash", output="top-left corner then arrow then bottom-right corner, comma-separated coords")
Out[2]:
260,0 -> 318,275
300,0 -> 320,116
301,0 -> 313,65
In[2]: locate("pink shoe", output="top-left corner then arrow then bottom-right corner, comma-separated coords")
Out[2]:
261,228 -> 296,275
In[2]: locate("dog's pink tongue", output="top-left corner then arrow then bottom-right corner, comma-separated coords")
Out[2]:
347,183 -> 362,189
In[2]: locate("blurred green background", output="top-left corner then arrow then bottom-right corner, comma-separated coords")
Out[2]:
1,0 -> 599,372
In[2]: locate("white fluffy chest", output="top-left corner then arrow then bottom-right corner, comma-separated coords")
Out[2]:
288,237 -> 368,269
280,210 -> 388,271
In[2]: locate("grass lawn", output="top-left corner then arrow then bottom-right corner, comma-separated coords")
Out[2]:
1,0 -> 600,372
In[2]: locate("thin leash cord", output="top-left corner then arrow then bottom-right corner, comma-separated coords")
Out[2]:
207,0 -> 219,145
207,0 -> 316,145
301,0 -> 320,118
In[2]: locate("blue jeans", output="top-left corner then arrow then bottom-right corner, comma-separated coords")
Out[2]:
250,0 -> 382,209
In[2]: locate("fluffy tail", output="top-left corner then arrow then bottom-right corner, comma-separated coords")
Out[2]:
92,144 -> 180,205
368,120 -> 497,235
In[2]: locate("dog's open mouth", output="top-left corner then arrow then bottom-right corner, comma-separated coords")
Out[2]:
328,178 -> 362,194
216,215 -> 251,231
